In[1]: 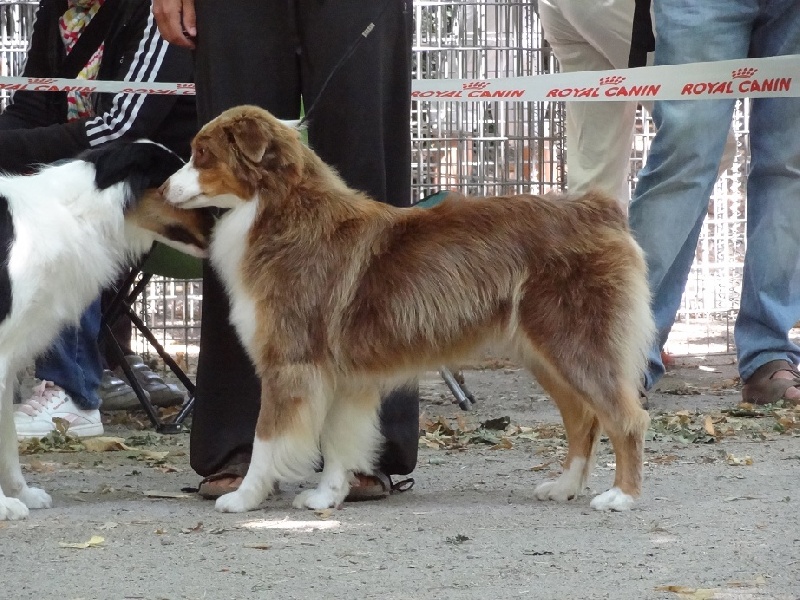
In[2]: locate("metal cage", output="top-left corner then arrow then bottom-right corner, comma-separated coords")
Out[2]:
1,0 -> 764,363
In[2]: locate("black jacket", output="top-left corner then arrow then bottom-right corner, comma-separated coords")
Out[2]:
0,0 -> 197,172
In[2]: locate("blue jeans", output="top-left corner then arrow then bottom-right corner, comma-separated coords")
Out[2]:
629,0 -> 800,389
35,300 -> 103,410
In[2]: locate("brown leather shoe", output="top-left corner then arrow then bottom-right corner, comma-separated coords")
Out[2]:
741,359 -> 800,406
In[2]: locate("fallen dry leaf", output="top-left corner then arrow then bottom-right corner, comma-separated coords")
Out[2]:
181,522 -> 204,534
25,459 -> 57,473
710,377 -> 739,391
726,453 -> 753,466
59,535 -> 105,549
244,543 -> 272,550
703,415 -> 716,437
529,462 -> 551,472
314,508 -> 334,519
154,464 -> 180,474
490,437 -> 513,450
655,585 -> 719,599
138,450 -> 169,461
648,454 -> 680,465
82,437 -> 133,453
727,575 -> 766,587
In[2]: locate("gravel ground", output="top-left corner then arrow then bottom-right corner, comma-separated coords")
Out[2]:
3,355 -> 799,600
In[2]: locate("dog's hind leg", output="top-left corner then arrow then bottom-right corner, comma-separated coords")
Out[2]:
293,383 -> 382,510
0,366 -> 52,520
526,364 -> 601,503
520,345 -> 648,510
216,364 -> 331,514
588,382 -> 650,511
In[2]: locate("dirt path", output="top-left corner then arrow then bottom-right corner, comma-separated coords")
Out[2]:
4,356 -> 799,600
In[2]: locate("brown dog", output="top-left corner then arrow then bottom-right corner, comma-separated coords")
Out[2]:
162,105 -> 654,513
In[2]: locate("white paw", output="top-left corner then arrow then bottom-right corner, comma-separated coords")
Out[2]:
17,486 -> 52,510
534,479 -> 581,502
0,496 -> 30,521
292,487 -> 344,510
215,490 -> 259,513
590,487 -> 635,511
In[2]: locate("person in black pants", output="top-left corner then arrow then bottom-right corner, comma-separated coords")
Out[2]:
154,0 -> 419,500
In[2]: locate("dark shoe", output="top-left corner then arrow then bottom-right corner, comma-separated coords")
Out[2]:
197,461 -> 250,500
98,370 -> 143,410
118,355 -> 184,406
741,359 -> 800,406
345,472 -> 414,502
100,355 -> 184,410
197,461 -> 415,502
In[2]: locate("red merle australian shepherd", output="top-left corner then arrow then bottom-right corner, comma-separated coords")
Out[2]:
162,105 -> 654,514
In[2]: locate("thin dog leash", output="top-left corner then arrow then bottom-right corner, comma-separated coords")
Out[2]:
298,0 -> 398,127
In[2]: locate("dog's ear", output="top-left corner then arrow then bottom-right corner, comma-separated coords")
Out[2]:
226,118 -> 269,164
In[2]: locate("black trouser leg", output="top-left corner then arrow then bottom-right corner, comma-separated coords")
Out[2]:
191,0 -> 418,477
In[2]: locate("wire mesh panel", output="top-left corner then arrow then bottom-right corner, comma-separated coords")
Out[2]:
412,1 -> 565,200
0,0 -> 37,109
0,0 -> 775,360
130,277 -> 203,372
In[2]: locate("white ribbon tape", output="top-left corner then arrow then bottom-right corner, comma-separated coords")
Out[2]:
0,77 -> 195,95
412,55 -> 799,102
0,55 -> 797,101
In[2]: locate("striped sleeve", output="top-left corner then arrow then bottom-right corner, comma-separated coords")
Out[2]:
84,10 -> 170,146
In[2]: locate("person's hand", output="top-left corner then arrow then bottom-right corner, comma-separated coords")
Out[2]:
152,0 -> 196,49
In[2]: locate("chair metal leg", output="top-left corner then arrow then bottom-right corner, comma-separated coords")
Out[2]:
439,367 -> 477,411
101,262 -> 196,434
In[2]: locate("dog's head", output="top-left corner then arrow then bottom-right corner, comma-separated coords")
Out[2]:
79,141 -> 214,257
161,105 -> 305,209
124,190 -> 214,258
79,139 -> 185,204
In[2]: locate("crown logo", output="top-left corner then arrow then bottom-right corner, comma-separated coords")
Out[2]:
462,81 -> 489,90
732,67 -> 757,79
599,75 -> 626,86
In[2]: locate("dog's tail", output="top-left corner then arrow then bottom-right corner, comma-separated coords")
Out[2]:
612,229 -> 656,410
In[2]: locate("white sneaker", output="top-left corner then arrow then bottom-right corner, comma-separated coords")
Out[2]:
14,381 -> 104,440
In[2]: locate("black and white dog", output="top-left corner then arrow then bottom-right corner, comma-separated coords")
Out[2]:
0,141 -> 212,520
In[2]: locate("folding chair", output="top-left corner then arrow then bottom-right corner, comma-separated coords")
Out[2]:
101,243 -> 202,434
416,190 -> 477,411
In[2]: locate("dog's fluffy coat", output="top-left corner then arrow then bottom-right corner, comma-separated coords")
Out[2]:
0,142 -> 212,520
164,105 -> 655,513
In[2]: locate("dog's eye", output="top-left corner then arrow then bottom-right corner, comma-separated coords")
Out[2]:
196,147 -> 206,158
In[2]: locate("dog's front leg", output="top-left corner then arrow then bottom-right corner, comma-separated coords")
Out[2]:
0,369 -> 52,520
293,384 -> 383,510
216,364 -> 330,513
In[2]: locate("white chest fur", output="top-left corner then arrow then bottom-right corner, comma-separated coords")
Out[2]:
210,202 -> 259,357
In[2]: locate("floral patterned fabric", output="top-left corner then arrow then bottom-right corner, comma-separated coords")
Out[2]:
58,0 -> 105,121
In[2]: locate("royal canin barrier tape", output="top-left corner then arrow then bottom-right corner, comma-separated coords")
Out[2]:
0,55 -> 797,101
